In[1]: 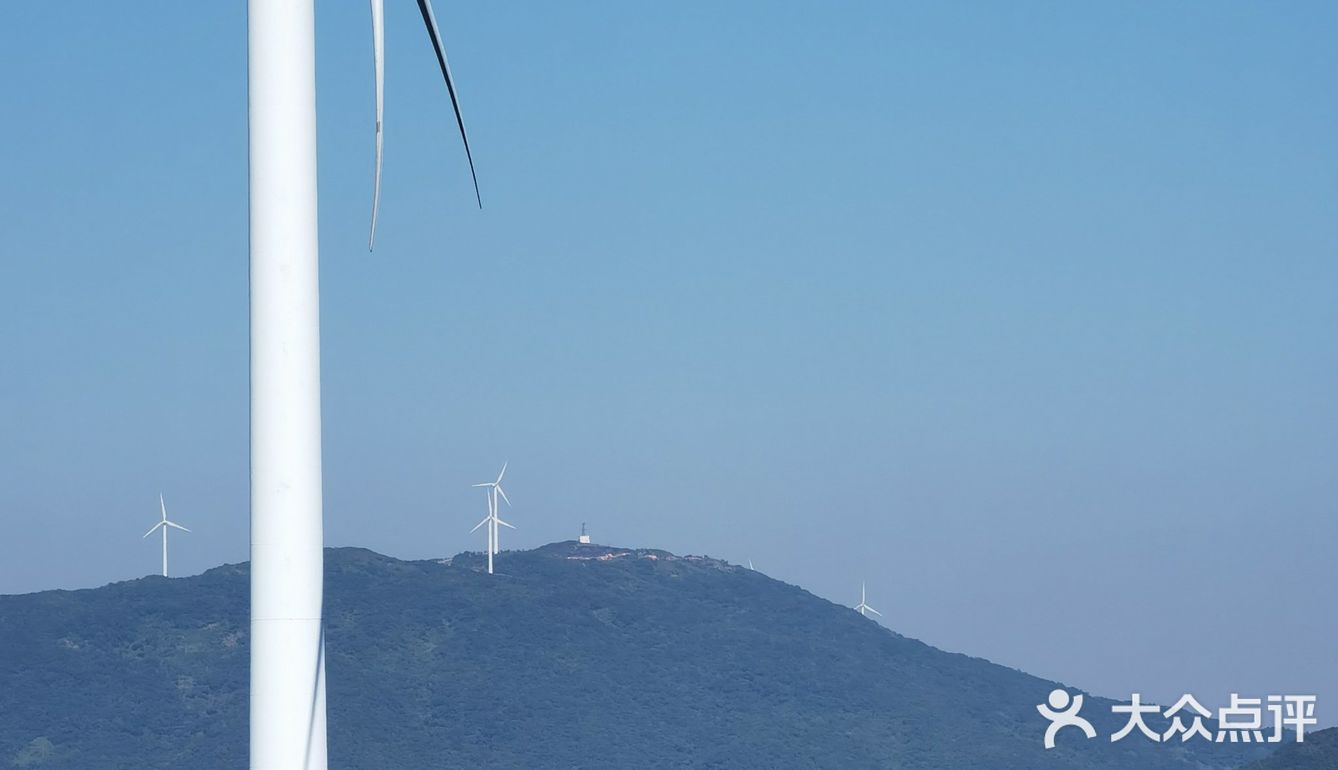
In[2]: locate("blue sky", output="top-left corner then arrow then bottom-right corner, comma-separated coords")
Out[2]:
2,2 -> 1336,722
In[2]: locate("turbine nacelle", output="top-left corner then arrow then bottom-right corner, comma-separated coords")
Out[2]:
142,520 -> 190,537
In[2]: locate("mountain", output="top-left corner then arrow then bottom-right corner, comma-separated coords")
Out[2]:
1237,728 -> 1338,769
0,542 -> 1274,769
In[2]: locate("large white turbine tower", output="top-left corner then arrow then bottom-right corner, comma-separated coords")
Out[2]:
143,494 -> 190,578
855,582 -> 882,618
471,463 -> 515,574
248,0 -> 479,767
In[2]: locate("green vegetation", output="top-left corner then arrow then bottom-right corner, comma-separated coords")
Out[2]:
1237,727 -> 1337,769
0,542 -> 1278,768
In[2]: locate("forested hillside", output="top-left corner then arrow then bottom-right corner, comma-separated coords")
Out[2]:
0,542 -> 1275,769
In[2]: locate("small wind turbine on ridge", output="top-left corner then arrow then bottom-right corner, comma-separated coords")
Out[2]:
143,494 -> 190,577
855,582 -> 881,618
471,463 -> 514,574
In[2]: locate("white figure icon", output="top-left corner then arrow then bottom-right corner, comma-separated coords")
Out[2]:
1038,689 -> 1097,749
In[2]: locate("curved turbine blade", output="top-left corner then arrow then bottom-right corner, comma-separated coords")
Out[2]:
144,522 -> 164,538
416,0 -> 482,207
495,485 -> 510,507
495,461 -> 507,484
368,0 -> 386,249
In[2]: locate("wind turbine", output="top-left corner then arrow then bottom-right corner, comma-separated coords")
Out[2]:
469,492 -> 494,572
248,0 -> 480,767
489,464 -> 514,557
471,463 -> 515,574
143,494 -> 190,578
855,582 -> 882,618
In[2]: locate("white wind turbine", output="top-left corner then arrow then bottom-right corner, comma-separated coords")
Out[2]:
143,494 -> 190,578
248,0 -> 480,767
855,582 -> 882,618
471,463 -> 515,574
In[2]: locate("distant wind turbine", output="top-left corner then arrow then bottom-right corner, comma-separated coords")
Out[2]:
143,494 -> 190,578
471,463 -> 515,574
855,582 -> 881,618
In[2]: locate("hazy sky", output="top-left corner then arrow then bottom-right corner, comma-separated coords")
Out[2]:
2,1 -> 1335,724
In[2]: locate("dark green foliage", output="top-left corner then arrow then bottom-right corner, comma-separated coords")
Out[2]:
1237,727 -> 1338,769
0,543 -> 1277,768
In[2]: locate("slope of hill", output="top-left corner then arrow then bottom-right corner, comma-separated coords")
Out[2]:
0,542 -> 1272,769
1237,727 -> 1338,769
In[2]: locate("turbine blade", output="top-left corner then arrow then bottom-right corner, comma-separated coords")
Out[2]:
470,516 -> 489,533
415,0 -> 482,208
495,485 -> 510,506
496,461 -> 507,484
471,482 -> 492,488
367,0 -> 386,250
166,521 -> 190,532
160,494 -> 168,521
496,518 -> 516,530
143,522 -> 164,538
868,607 -> 882,617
